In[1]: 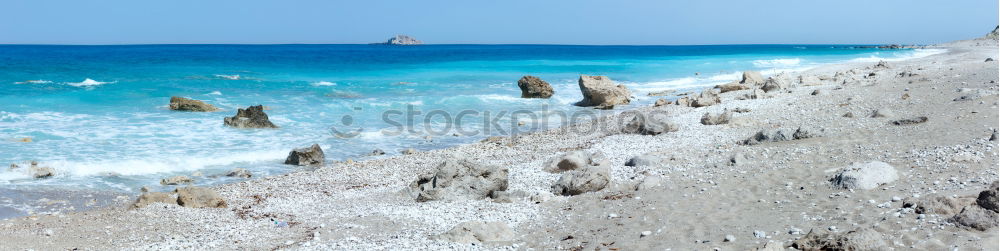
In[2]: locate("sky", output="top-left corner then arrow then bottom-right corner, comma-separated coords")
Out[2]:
1,0 -> 997,45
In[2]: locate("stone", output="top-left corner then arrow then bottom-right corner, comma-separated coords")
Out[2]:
634,175 -> 662,191
674,96 -> 690,106
625,153 -> 667,167
792,126 -> 821,140
543,151 -> 607,173
175,187 -> 227,208
977,181 -> 998,212
160,176 -> 193,185
987,58 -> 995,62
843,112 -> 855,118
640,231 -> 652,237
369,149 -> 386,156
740,128 -> 794,145
410,157 -> 508,202
284,144 -> 325,166
168,96 -> 218,112
30,166 -> 54,179
902,195 -> 973,215
384,35 -> 422,45
224,105 -> 278,128
689,88 -> 721,107
990,129 -> 998,141
700,110 -> 732,125
575,75 -> 631,107
873,60 -> 890,69
132,192 -> 177,208
890,116 -> 928,125
226,168 -> 252,178
753,230 -> 766,238
551,166 -> 610,196
622,112 -> 678,135
434,221 -> 514,244
401,148 -> 417,155
741,71 -> 766,85
724,235 -> 735,242
729,152 -> 747,166
760,76 -> 791,93
791,228 -> 890,251
647,90 -> 675,96
517,76 -> 554,98
810,89 -> 822,95
949,206 -> 999,231
653,98 -> 669,107
830,161 -> 898,190
715,81 -> 749,93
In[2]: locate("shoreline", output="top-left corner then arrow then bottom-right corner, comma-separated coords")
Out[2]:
0,36 -> 997,249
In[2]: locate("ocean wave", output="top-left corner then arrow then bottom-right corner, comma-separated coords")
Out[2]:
207,91 -> 223,95
849,48 -> 946,63
215,74 -> 241,80
14,80 -> 53,84
753,58 -> 802,68
311,81 -> 337,86
67,78 -> 113,87
12,150 -> 291,179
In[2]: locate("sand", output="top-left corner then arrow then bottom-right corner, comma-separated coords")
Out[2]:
0,36 -> 997,250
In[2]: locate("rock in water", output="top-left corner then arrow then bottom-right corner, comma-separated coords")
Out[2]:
830,161 -> 898,190
575,75 -> 631,108
741,71 -> 766,86
410,157 -> 508,202
385,35 -> 422,45
551,166 -> 610,196
225,168 -> 252,178
284,144 -> 325,166
30,166 -> 54,179
543,151 -> 608,173
160,175 -> 193,185
168,96 -> 218,112
978,181 -> 999,212
132,192 -> 177,208
516,76 -> 554,98
224,105 -> 278,128
434,221 -> 515,244
175,187 -> 227,208
689,88 -> 721,107
623,112 -> 678,135
700,110 -> 732,125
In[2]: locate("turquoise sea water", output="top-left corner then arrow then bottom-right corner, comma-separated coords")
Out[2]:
0,44 -> 941,195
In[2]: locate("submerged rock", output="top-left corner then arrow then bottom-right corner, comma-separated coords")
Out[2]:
30,166 -> 54,179
434,221 -> 515,244
575,75 -> 631,108
284,144 -> 325,166
410,157 -> 508,202
517,76 -> 554,98
168,96 -> 218,112
551,166 -> 610,196
175,186 -> 227,208
623,112 -> 678,135
224,105 -> 278,128
160,176 -> 193,185
830,161 -> 898,190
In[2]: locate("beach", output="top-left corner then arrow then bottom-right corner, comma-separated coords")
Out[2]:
0,34 -> 998,251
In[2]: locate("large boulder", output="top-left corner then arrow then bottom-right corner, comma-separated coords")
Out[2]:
410,157 -> 509,202
978,181 -> 999,212
741,71 -> 766,85
284,144 -> 325,166
575,75 -> 631,108
543,151 -> 608,173
517,76 -> 554,98
689,88 -> 721,107
623,112 -> 678,135
434,221 -> 515,244
224,105 -> 278,128
551,166 -> 610,196
175,187 -> 227,208
132,192 -> 177,208
830,161 -> 898,190
168,96 -> 218,112
700,110 -> 732,125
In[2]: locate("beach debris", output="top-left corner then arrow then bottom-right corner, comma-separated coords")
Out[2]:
890,116 -> 928,125
284,144 -> 325,166
700,109 -> 732,125
160,175 -> 193,185
623,111 -> 678,135
830,161 -> 898,190
226,168 -> 252,178
168,96 -> 218,112
715,80 -> 749,93
575,75 -> 631,108
551,165 -> 610,196
517,75 -> 554,98
978,181 -> 999,212
543,151 -> 608,173
175,186 -> 228,208
224,105 -> 278,128
689,88 -> 721,107
653,98 -> 669,107
433,221 -> 514,244
791,228 -> 889,251
409,157 -> 508,202
741,71 -> 766,85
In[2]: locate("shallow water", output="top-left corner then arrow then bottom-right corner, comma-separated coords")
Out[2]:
0,44 -> 940,200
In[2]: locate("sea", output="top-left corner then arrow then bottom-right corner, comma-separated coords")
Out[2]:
0,44 -> 942,217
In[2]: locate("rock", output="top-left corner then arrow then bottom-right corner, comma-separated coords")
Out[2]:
700,110 -> 732,125
791,228 -> 890,251
225,168 -> 252,178
741,71 -> 766,85
575,75 -> 631,108
674,96 -> 690,106
741,88 -> 769,100
729,152 -> 747,166
284,144 -> 325,166
740,128 -> 794,145
516,76 -> 554,98
30,166 -> 54,179
640,231 -> 652,237
949,206 -> 999,231
724,235 -> 735,242
987,58 -> 995,62
873,60 -> 890,69
168,96 -> 218,112
401,148 -> 417,155
551,166 -> 610,196
760,76 -> 791,93
384,35 -> 422,45
689,88 -> 721,107
986,25 -> 999,40
132,192 -> 177,208
978,181 -> 999,212
647,90 -> 675,96
715,81 -> 749,93
830,161 -> 898,190
870,109 -> 893,118
634,175 -> 662,191
653,98 -> 669,107
990,129 -> 998,141
543,151 -> 607,173
753,230 -> 767,238
224,105 -> 278,128
890,116 -> 928,125
792,126 -> 821,139
843,112 -> 854,118
622,112 -> 678,135
410,157 -> 508,202
434,221 -> 514,244
902,195 -> 973,215
175,186 -> 228,208
625,153 -> 667,167
160,176 -> 193,185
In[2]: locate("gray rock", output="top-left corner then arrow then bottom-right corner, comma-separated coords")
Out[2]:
949,206 -> 999,231
830,161 -> 898,190
132,192 -> 177,208
575,75 -> 631,108
990,129 -> 998,141
689,88 -> 721,107
544,151 -> 607,173
740,128 -> 794,145
623,112 -> 678,135
224,105 -> 278,128
369,149 -> 386,156
890,116 -> 928,125
434,221 -> 514,244
30,166 -> 54,179
160,175 -> 193,185
410,157 -> 508,202
284,144 -> 325,166
700,110 -> 732,125
225,168 -> 252,179
517,76 -> 554,98
384,35 -> 422,45
716,81 -> 749,93
729,152 -> 747,166
792,126 -> 822,140
551,166 -> 610,196
978,181 -> 998,212
175,186 -> 228,208
791,228 -> 890,251
653,98 -> 669,107
760,76 -> 791,93
634,175 -> 662,191
625,153 -> 667,167
168,96 -> 218,112
401,148 -> 418,155
741,71 -> 766,85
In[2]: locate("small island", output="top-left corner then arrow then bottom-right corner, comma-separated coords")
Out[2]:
376,34 -> 422,45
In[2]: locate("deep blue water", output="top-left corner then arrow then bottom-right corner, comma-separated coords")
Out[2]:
0,44 -> 941,194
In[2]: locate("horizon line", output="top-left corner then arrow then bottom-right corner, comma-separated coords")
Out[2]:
0,42 -> 923,46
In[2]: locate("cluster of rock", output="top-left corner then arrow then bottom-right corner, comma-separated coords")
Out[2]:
575,75 -> 632,109
133,186 -> 227,209
790,228 -> 891,250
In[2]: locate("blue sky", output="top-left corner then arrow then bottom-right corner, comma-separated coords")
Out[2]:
1,0 -> 996,45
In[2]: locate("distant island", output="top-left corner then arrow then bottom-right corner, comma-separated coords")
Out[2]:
373,35 -> 422,45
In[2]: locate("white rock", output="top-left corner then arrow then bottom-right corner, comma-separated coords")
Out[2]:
830,161 -> 899,190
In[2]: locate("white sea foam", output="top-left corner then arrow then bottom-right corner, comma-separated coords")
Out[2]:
31,150 -> 290,178
474,94 -> 524,102
753,58 -> 802,68
207,91 -> 223,95
67,78 -> 113,87
14,80 -> 53,84
849,48 -> 946,63
311,81 -> 337,86
215,74 -> 241,80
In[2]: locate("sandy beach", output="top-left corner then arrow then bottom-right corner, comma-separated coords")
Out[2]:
1,33 -> 997,250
